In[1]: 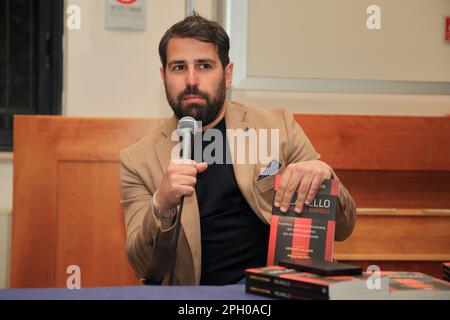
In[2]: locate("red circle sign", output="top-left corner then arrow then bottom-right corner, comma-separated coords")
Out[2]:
116,0 -> 136,4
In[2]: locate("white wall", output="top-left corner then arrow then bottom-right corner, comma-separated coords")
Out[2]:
0,158 -> 12,211
64,0 -> 185,117
0,156 -> 13,289
232,90 -> 450,117
247,0 -> 450,82
232,0 -> 450,116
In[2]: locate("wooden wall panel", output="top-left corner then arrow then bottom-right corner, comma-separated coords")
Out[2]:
11,118 -> 58,287
11,114 -> 450,288
294,114 -> 450,171
334,170 -> 450,209
55,162 -> 134,287
11,116 -> 160,288
334,213 -> 450,261
338,261 -> 446,280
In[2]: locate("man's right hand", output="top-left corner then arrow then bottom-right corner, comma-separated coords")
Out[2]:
155,159 -> 208,218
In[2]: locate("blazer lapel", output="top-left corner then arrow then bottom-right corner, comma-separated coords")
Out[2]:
153,115 -> 202,284
153,115 -> 177,175
225,102 -> 266,223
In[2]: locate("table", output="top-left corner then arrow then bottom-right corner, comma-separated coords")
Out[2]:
0,284 -> 269,300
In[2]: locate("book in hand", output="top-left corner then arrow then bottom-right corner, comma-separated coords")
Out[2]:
278,257 -> 363,276
386,272 -> 450,300
267,175 -> 339,265
245,266 -> 389,300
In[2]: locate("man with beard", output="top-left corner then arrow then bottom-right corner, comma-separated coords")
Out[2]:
120,14 -> 356,286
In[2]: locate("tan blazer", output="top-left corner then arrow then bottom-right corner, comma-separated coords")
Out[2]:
119,101 -> 356,285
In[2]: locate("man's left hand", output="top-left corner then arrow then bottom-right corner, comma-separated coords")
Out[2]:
274,160 -> 333,213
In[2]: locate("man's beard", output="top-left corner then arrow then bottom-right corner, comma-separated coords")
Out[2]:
165,77 -> 226,127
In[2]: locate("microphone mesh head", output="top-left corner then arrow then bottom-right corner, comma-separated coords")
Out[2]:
177,116 -> 199,134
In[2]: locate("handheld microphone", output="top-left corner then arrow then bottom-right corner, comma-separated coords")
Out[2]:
176,116 -> 198,160
169,116 -> 198,285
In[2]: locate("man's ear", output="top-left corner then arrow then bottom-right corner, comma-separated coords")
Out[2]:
160,66 -> 165,82
225,63 -> 234,89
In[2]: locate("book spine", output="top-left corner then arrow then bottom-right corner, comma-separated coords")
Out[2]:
246,280 -> 327,300
245,273 -> 328,297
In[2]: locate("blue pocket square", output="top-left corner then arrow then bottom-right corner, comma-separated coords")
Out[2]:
257,160 -> 282,181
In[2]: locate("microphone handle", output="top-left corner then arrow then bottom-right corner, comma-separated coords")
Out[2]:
168,195 -> 184,285
168,131 -> 191,284
180,132 -> 192,160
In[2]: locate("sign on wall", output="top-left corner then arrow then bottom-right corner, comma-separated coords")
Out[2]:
446,16 -> 450,42
105,0 -> 147,31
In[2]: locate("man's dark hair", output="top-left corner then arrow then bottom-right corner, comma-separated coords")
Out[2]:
159,13 -> 230,71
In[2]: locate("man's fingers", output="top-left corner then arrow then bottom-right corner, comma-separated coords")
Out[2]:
273,161 -> 334,214
177,185 -> 195,197
175,166 -> 198,177
168,160 -> 199,176
304,175 -> 323,205
279,173 -> 300,212
174,175 -> 197,187
294,176 -> 313,213
172,159 -> 196,166
196,162 -> 208,173
274,170 -> 292,208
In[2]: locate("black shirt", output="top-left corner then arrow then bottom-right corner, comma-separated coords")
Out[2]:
193,117 -> 270,285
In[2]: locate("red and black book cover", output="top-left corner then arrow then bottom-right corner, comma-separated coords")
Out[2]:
382,271 -> 450,294
245,265 -> 381,299
382,271 -> 450,299
267,175 -> 339,265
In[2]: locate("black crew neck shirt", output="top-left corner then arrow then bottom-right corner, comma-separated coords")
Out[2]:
193,117 -> 270,285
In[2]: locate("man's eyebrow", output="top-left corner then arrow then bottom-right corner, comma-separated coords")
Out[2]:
167,60 -> 186,67
195,59 -> 215,64
167,59 -> 216,68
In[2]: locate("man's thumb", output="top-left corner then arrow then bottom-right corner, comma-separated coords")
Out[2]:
196,162 -> 208,173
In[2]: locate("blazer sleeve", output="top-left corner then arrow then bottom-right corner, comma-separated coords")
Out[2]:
281,109 -> 356,241
119,149 -> 179,283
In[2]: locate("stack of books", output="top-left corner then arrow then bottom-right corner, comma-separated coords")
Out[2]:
444,262 -> 450,282
245,265 -> 389,300
245,266 -> 450,300
259,177 -> 450,299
